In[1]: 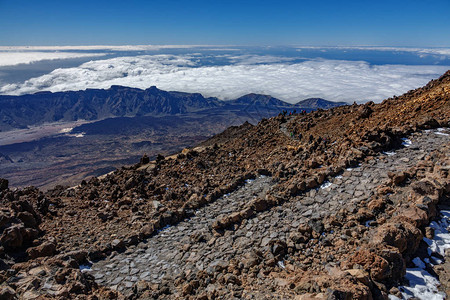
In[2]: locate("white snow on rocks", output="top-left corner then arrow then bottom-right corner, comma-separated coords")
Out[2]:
80,264 -> 92,273
320,181 -> 333,189
401,138 -> 412,147
399,269 -> 444,300
383,151 -> 396,156
391,210 -> 450,299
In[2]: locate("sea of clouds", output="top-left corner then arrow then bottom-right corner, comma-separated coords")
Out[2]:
0,47 -> 449,103
0,51 -> 107,67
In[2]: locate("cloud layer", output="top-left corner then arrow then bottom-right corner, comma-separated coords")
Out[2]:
296,46 -> 450,56
2,45 -> 449,56
0,52 -> 107,67
1,54 -> 448,103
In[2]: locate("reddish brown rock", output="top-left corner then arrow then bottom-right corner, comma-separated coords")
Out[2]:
0,224 -> 24,249
388,171 -> 408,186
372,221 -> 422,254
396,206 -> 429,227
348,246 -> 405,283
27,241 -> 57,259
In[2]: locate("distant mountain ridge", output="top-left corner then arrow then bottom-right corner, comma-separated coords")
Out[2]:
0,86 -> 347,131
227,93 -> 293,107
295,98 -> 348,110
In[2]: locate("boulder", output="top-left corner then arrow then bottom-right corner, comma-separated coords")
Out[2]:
348,246 -> 404,282
250,198 -> 269,212
140,154 -> 150,165
387,171 -> 407,186
240,207 -> 254,219
345,269 -> 371,287
0,285 -> 16,300
0,225 -> 23,249
372,221 -> 422,254
357,104 -> 373,119
58,250 -> 88,263
417,117 -> 439,129
270,240 -> 287,257
207,259 -> 229,274
306,178 -> 318,189
411,180 -> 436,196
0,212 -> 11,228
139,224 -> 154,238
17,212 -> 37,228
27,241 -> 57,259
396,206 -> 429,227
111,239 -> 125,249
297,181 -> 307,192
0,178 -> 8,191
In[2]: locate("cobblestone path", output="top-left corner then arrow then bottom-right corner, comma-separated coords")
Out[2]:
87,128 -> 449,294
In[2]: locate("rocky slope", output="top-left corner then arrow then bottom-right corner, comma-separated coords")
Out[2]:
0,70 -> 449,299
0,87 -> 344,190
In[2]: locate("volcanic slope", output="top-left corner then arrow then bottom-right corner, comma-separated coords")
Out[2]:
0,71 -> 449,299
0,87 -> 343,190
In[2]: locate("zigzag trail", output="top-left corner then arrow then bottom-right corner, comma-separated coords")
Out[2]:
87,128 -> 449,297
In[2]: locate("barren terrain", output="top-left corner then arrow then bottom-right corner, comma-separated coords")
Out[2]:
0,71 -> 449,299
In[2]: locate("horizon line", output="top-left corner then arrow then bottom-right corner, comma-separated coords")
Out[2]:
1,44 -> 450,49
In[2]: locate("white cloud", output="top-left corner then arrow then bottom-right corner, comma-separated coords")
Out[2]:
0,54 -> 448,103
296,46 -> 450,56
0,51 -> 107,67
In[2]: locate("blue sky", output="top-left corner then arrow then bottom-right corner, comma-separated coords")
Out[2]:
0,0 -> 449,46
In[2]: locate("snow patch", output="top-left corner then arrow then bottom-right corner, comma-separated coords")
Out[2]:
80,264 -> 92,272
434,131 -> 449,136
66,132 -> 85,138
320,181 -> 332,189
401,138 -> 412,147
395,210 -> 450,299
427,212 -> 450,256
157,224 -> 171,236
412,257 -> 426,269
59,127 -> 73,133
365,220 -> 374,227
383,151 -> 396,156
400,269 -> 445,300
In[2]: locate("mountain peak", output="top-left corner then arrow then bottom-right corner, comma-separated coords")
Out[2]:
295,98 -> 348,109
230,93 -> 291,107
